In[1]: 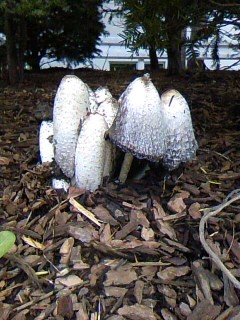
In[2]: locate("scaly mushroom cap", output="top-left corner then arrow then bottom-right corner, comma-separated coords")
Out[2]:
95,86 -> 112,105
75,113 -> 108,192
52,178 -> 70,192
53,75 -> 89,178
108,74 -> 166,161
95,90 -> 119,178
161,89 -> 198,170
39,120 -> 54,163
97,97 -> 119,128
85,83 -> 98,113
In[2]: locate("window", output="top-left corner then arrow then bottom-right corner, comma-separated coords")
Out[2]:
144,62 -> 165,70
110,62 -> 136,71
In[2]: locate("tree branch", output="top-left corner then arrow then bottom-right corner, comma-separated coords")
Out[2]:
209,0 -> 240,7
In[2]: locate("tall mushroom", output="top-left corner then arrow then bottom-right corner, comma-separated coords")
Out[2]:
94,87 -> 119,178
107,73 -> 166,183
161,89 -> 198,170
75,113 -> 108,192
39,120 -> 54,163
53,75 -> 89,178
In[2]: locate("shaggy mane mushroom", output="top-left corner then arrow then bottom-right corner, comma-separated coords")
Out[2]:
161,89 -> 198,170
107,73 -> 166,183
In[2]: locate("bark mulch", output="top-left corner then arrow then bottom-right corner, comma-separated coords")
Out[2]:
0,68 -> 240,320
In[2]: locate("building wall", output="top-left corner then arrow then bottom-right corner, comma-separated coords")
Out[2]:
41,1 -> 240,71
88,1 -> 239,71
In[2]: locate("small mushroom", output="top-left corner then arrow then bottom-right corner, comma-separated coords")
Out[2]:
95,87 -> 119,178
161,89 -> 198,170
108,73 -> 166,183
53,75 -> 89,178
95,86 -> 112,105
85,83 -> 98,113
52,178 -> 70,192
75,113 -> 108,192
39,120 -> 54,163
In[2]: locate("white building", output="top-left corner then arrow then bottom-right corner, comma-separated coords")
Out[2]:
87,2 -> 240,71
41,2 -> 240,71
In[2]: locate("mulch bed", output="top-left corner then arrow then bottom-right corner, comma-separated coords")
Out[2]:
0,68 -> 240,320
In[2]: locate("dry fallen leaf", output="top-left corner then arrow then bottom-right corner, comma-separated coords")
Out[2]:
104,265 -> 137,286
167,197 -> 186,214
105,286 -> 128,298
187,299 -> 221,320
157,284 -> 177,308
57,295 -> 74,319
118,303 -> 157,320
22,235 -> 45,250
60,237 -> 74,264
157,266 -> 191,281
55,275 -> 83,288
188,202 -> 202,219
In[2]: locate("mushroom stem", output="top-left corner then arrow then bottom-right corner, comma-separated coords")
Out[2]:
118,152 -> 134,184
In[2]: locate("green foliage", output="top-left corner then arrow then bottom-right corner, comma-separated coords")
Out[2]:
108,0 -> 240,72
25,0 -> 105,69
0,231 -> 16,258
0,0 -> 68,16
0,0 -> 105,70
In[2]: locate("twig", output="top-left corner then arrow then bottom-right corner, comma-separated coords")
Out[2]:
69,197 -> 101,227
199,189 -> 240,289
13,291 -> 54,312
130,261 -> 170,267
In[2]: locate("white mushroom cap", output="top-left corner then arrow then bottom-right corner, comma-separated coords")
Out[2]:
95,89 -> 119,178
108,74 -> 166,161
85,83 -> 98,113
52,178 -> 70,192
161,89 -> 198,170
53,75 -> 89,178
95,87 -> 112,105
75,113 -> 108,192
97,98 -> 119,128
39,120 -> 54,163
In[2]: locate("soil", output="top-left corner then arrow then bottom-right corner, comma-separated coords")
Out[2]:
1,68 -> 240,320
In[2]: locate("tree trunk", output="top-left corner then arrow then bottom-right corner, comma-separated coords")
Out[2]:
17,18 -> 27,82
166,38 -> 183,75
26,27 -> 42,71
4,12 -> 19,84
180,29 -> 186,69
149,46 -> 159,71
165,7 -> 184,76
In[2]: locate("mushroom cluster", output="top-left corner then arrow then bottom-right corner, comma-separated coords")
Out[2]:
39,73 -> 198,191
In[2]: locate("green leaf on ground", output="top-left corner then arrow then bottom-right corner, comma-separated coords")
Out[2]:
0,231 -> 16,258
